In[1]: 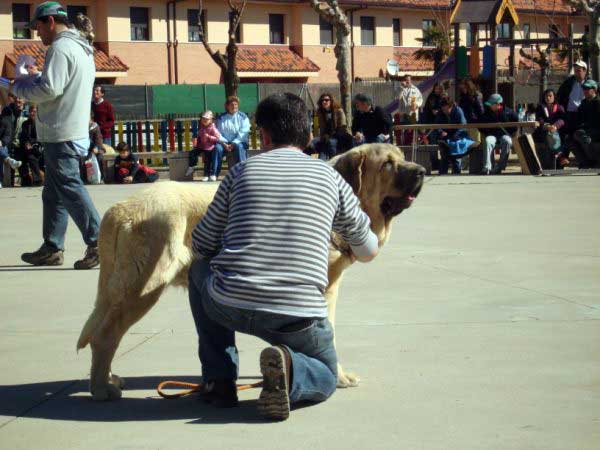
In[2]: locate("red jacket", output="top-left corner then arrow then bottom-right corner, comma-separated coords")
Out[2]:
91,100 -> 115,139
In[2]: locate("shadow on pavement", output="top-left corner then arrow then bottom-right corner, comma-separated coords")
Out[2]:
0,375 -> 285,424
0,265 -> 99,272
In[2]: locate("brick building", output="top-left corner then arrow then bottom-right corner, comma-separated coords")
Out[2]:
0,0 -> 587,85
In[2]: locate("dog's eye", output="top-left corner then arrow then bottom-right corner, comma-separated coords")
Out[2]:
382,161 -> 394,171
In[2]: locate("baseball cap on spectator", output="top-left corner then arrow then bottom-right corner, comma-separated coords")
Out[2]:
484,93 -> 503,107
574,60 -> 588,70
29,2 -> 68,28
582,79 -> 597,90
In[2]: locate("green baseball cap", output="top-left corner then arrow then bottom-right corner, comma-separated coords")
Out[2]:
582,79 -> 598,90
29,2 -> 68,28
484,93 -> 503,107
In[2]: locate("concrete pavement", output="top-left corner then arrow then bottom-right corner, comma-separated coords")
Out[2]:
1,174 -> 599,450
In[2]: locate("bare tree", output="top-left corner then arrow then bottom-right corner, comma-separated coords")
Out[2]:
520,45 -> 551,102
198,0 -> 247,98
567,0 -> 600,77
309,0 -> 352,123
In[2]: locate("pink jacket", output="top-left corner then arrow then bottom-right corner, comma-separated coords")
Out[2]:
196,123 -> 221,151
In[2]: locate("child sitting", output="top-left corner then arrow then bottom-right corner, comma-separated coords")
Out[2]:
114,142 -> 158,184
186,110 -> 221,181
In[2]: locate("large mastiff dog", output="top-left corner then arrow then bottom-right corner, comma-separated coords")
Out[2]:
77,144 -> 425,401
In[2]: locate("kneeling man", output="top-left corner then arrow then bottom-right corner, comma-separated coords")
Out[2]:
188,93 -> 379,420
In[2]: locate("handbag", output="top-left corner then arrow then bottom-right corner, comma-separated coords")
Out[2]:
84,154 -> 101,184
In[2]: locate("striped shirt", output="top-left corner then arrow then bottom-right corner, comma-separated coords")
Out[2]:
192,147 -> 372,318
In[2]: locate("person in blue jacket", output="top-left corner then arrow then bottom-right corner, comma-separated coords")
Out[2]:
213,96 -> 250,180
435,96 -> 475,175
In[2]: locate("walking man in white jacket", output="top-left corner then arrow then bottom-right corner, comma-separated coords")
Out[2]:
11,2 -> 101,269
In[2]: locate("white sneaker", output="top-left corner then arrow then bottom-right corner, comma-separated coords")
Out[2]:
0,182 -> 2,188
8,158 -> 22,169
209,175 -> 217,182
185,167 -> 194,177
201,176 -> 209,182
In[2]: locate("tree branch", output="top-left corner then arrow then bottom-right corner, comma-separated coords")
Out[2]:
198,0 -> 227,70
566,0 -> 595,14
309,0 -> 350,35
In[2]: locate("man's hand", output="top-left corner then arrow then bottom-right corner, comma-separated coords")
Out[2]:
92,148 -> 99,154
26,65 -> 40,76
441,131 -> 448,138
224,143 -> 232,152
354,132 -> 363,141
123,176 -> 133,184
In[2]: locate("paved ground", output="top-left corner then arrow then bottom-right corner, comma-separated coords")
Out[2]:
1,174 -> 599,450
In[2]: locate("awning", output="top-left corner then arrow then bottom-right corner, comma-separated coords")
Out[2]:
3,42 -> 129,79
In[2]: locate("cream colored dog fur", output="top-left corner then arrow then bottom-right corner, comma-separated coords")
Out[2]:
77,144 -> 424,401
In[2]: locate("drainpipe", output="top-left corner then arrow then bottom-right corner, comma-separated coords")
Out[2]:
347,7 -> 366,83
172,1 -> 179,84
166,1 -> 172,84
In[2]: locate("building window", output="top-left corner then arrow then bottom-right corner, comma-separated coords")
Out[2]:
229,11 -> 242,43
497,23 -> 511,39
12,3 -> 31,39
393,18 -> 401,46
521,23 -> 530,40
188,9 -> 206,42
422,19 -> 436,46
130,7 -> 150,41
269,14 -> 284,44
67,5 -> 87,23
319,15 -> 333,45
360,16 -> 375,45
466,27 -> 473,47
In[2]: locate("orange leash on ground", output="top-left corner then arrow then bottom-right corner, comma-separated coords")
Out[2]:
157,380 -> 263,399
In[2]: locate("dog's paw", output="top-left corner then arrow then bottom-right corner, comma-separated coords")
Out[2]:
91,383 -> 122,401
337,364 -> 360,388
110,373 -> 125,389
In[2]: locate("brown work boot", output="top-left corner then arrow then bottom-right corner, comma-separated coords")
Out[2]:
198,380 -> 239,408
257,345 -> 292,421
21,245 -> 64,266
74,245 -> 99,270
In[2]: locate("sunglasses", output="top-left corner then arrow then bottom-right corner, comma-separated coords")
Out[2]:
321,98 -> 331,102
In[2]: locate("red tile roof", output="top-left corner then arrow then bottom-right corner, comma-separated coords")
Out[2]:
263,0 -> 578,14
237,46 -> 320,72
393,47 -> 435,71
5,42 -> 129,73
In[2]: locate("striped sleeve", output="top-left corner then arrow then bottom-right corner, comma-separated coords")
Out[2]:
192,166 -> 238,258
332,171 -> 372,246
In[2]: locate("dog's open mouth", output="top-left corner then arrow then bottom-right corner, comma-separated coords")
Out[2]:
380,179 -> 423,217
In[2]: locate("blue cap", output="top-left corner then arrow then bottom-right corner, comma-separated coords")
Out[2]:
484,93 -> 503,107
29,2 -> 68,28
582,79 -> 597,90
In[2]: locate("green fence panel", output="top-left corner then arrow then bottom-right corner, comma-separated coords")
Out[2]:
152,85 -> 206,116
205,83 -> 258,115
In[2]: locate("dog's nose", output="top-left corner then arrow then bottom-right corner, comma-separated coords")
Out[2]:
416,166 -> 426,178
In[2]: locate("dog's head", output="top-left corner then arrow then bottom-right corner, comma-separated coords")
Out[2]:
331,143 -> 425,240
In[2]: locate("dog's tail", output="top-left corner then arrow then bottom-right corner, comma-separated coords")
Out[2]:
76,207 -> 122,351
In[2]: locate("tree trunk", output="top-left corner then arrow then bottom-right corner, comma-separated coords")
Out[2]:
540,66 -> 548,104
334,26 -> 352,126
224,41 -> 239,98
590,12 -> 600,79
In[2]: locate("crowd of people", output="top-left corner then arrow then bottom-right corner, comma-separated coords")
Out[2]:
3,64 -> 600,187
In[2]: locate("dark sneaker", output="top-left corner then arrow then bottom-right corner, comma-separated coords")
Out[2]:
21,246 -> 64,266
257,346 -> 291,421
198,380 -> 239,408
74,245 -> 99,270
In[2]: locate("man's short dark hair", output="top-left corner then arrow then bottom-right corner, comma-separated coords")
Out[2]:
39,14 -> 71,27
353,93 -> 372,105
255,93 -> 310,148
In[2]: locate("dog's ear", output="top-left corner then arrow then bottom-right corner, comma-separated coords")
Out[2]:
333,150 -> 367,195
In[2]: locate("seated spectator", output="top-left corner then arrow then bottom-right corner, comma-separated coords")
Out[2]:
0,113 -> 22,188
114,142 -> 158,184
310,93 -> 352,161
3,95 -> 27,156
86,113 -> 105,183
186,110 -> 221,181
457,78 -> 484,124
16,104 -> 43,186
572,79 -> 600,168
434,97 -> 476,175
479,94 -> 518,175
556,60 -> 588,167
352,93 -> 392,146
214,96 -> 250,179
422,82 -> 445,124
533,89 -> 565,157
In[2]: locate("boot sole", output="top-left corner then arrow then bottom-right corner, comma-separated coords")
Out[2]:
257,347 -> 290,421
21,255 -> 64,266
74,261 -> 99,270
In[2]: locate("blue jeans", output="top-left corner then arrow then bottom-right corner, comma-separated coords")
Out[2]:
102,137 -> 112,147
188,258 -> 338,404
212,142 -> 249,177
0,146 -> 9,182
484,135 -> 512,171
354,133 -> 389,147
42,142 -> 101,251
311,137 -> 338,161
